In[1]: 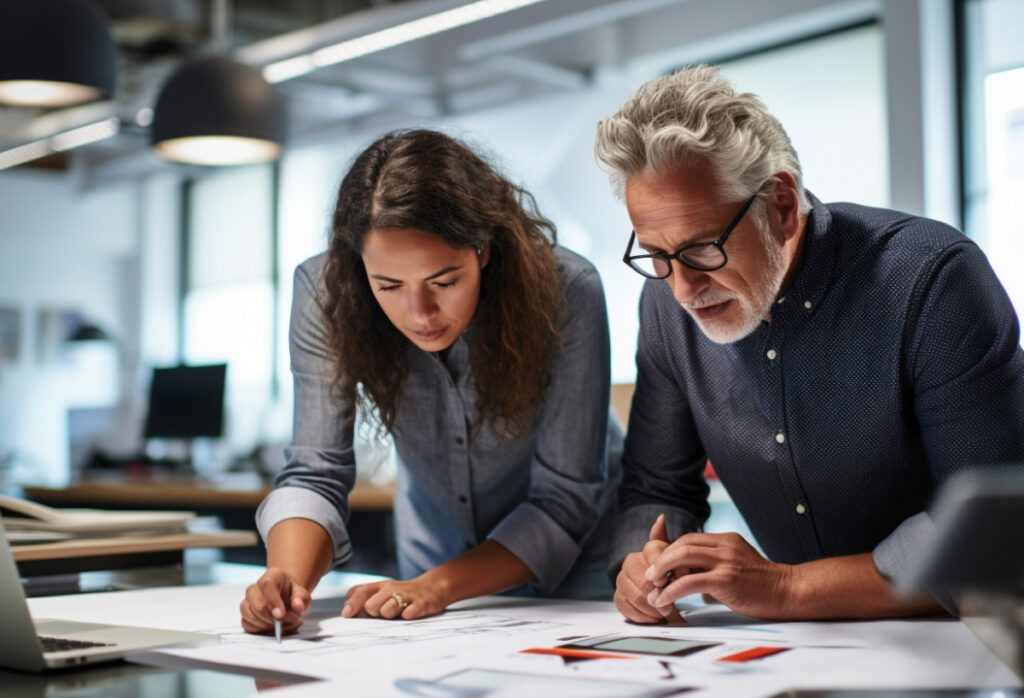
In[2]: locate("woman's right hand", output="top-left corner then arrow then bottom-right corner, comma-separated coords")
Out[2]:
240,567 -> 313,635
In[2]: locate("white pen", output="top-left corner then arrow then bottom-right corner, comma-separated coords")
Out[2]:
274,618 -> 282,644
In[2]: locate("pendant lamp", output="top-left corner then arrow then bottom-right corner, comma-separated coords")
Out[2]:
0,0 -> 117,108
150,55 -> 286,166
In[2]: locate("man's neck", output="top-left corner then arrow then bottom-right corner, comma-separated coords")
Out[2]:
777,214 -> 810,299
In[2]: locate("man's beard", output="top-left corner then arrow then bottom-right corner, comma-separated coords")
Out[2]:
681,225 -> 788,344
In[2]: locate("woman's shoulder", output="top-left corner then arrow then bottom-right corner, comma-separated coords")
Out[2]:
296,251 -> 329,280
552,245 -> 599,284
291,252 -> 330,308
551,246 -> 605,313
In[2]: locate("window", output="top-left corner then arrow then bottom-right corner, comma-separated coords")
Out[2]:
182,165 -> 275,454
962,0 -> 1024,325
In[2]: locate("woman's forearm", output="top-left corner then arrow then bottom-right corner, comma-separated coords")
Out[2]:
421,539 -> 534,606
265,518 -> 335,591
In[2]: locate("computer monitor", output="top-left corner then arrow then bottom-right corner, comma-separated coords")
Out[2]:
143,363 -> 227,440
901,467 -> 1024,596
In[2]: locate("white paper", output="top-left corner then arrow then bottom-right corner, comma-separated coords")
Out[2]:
26,585 -> 1022,698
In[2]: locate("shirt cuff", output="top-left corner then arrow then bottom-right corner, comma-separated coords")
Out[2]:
608,504 -> 700,581
256,486 -> 353,568
872,511 -> 959,616
488,501 -> 581,595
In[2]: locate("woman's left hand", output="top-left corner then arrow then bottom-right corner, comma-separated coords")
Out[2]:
341,577 -> 449,620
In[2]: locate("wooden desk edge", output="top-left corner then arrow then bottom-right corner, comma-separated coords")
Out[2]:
11,530 -> 258,562
22,481 -> 395,511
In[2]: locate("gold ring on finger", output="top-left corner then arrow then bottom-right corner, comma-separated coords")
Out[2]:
391,592 -> 409,610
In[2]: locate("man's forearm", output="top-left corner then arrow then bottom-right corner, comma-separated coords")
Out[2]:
787,552 -> 945,619
266,518 -> 335,591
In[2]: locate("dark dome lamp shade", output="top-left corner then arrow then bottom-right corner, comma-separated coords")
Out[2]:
150,56 -> 287,165
0,0 -> 117,108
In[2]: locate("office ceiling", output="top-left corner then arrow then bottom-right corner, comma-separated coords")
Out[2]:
0,0 -> 870,181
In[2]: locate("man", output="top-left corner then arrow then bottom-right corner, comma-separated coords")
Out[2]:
595,65 -> 1024,622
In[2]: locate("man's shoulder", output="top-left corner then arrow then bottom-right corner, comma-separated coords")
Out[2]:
825,201 -> 970,255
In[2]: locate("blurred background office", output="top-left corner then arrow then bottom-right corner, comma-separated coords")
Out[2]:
0,0 -> 1020,498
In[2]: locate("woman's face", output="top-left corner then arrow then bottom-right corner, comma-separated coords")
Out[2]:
362,227 -> 489,353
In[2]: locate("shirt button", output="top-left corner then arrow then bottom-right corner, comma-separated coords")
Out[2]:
458,495 -> 468,504
766,349 -> 777,360
455,436 -> 465,445
775,432 -> 785,444
796,503 -> 807,514
804,300 -> 812,309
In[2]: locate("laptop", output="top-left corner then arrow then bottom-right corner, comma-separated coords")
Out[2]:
0,516 -> 213,672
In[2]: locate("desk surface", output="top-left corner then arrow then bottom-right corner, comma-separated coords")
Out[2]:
22,579 -> 1023,697
23,477 -> 395,511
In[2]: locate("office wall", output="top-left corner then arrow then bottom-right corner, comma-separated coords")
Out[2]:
0,170 -> 181,484
0,171 -> 134,483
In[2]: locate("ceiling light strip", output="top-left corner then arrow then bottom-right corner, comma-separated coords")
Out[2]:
264,0 -> 549,84
0,117 -> 119,170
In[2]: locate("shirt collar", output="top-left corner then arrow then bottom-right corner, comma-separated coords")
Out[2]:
775,191 -> 834,318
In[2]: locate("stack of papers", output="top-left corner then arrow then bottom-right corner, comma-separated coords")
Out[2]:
0,493 -> 195,539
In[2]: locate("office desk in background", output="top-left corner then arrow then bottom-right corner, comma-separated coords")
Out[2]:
23,477 -> 398,575
10,529 -> 257,578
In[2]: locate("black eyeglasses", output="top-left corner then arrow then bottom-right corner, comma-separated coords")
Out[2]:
622,191 -> 760,279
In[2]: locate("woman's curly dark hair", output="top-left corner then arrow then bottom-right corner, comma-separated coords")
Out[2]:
322,129 -> 566,440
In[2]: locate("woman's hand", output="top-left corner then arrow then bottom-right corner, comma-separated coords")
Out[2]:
342,540 -> 533,621
341,577 -> 450,620
240,567 -> 313,635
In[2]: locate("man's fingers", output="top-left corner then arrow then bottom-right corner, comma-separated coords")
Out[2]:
614,590 -> 665,624
649,570 -> 716,607
646,546 -> 718,584
663,604 -> 685,624
648,514 -> 669,543
615,570 -> 664,622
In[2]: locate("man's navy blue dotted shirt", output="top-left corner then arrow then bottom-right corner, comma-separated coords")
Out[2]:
611,193 -> 1024,598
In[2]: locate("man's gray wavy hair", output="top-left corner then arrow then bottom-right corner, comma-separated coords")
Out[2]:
595,65 -> 810,222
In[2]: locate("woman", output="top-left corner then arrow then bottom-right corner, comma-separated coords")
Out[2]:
240,129 -> 620,634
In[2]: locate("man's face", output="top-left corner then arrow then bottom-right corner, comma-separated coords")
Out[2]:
625,161 -> 790,344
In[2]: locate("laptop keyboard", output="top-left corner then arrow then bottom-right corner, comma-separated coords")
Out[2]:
39,635 -> 115,652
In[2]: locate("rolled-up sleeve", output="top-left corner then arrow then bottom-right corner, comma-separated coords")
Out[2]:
874,243 -> 1024,612
255,257 -> 357,569
487,263 -> 615,593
